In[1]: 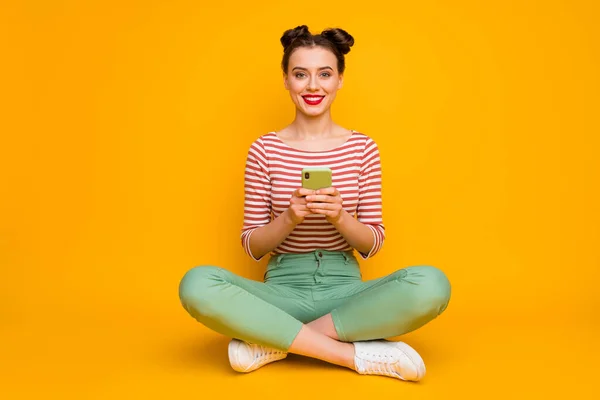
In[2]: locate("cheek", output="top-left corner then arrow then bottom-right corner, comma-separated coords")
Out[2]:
288,80 -> 305,94
323,81 -> 341,94
325,84 -> 338,97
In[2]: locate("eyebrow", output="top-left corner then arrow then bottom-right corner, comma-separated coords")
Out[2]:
291,66 -> 334,71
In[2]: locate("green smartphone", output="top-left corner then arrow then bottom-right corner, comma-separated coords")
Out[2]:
301,167 -> 332,190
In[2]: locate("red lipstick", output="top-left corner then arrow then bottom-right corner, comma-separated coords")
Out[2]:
302,95 -> 325,105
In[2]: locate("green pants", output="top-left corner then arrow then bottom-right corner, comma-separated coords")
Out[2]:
178,250 -> 451,351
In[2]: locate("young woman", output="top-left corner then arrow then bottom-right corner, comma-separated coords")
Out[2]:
179,25 -> 451,382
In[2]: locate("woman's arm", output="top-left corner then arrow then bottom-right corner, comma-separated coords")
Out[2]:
240,138 -> 313,260
247,187 -> 318,260
245,209 -> 296,260
305,190 -> 381,257
352,138 -> 385,258
330,209 -> 376,255
240,139 -> 275,261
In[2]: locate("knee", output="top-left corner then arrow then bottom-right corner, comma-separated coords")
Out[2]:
178,265 -> 225,317
405,265 -> 452,316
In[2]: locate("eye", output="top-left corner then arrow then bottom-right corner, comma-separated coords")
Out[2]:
295,72 -> 306,78
321,72 -> 331,77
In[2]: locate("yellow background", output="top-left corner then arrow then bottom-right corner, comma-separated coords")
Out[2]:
1,0 -> 598,398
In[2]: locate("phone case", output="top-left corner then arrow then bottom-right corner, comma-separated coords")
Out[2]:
301,167 -> 332,190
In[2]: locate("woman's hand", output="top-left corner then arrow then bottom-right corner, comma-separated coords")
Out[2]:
306,187 -> 344,224
285,188 -> 315,225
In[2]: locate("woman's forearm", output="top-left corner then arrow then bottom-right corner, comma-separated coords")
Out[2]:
249,209 -> 375,260
248,209 -> 297,260
331,210 -> 375,255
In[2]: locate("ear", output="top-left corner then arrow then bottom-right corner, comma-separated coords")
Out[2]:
283,72 -> 289,90
338,74 -> 344,89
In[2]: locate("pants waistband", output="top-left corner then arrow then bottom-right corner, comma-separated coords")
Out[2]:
265,249 -> 361,286
271,249 -> 355,266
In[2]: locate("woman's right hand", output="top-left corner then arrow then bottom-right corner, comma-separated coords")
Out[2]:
285,188 -> 315,225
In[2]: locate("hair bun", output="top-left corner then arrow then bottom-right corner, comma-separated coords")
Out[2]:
321,28 -> 354,55
280,25 -> 311,50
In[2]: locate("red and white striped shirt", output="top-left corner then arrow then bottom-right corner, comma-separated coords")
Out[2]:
240,130 -> 385,261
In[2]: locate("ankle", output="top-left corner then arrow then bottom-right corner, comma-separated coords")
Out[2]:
344,342 -> 357,370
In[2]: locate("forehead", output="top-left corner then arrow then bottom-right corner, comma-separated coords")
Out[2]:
288,46 -> 338,70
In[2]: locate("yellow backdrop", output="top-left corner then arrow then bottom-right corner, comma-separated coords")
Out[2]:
1,0 -> 598,398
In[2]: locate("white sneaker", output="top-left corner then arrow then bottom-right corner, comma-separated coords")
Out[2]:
228,339 -> 288,373
353,340 -> 426,381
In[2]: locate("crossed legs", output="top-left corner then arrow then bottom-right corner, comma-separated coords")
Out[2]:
179,265 -> 451,376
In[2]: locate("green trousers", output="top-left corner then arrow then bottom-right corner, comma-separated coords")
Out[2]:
178,249 -> 451,351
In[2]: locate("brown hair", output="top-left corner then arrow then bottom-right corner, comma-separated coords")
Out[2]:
280,25 -> 354,75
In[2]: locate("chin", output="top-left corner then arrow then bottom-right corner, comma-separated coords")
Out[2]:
299,108 -> 328,118
294,102 -> 330,116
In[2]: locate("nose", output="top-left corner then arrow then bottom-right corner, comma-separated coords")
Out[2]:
308,74 -> 319,91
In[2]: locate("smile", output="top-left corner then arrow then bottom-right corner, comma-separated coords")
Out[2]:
302,95 -> 325,105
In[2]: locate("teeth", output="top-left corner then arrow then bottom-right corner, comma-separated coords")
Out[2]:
305,97 -> 323,101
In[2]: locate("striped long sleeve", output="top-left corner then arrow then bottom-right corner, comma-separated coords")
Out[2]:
356,138 -> 385,259
240,138 -> 271,261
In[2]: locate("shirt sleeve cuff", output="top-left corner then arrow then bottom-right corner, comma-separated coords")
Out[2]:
358,225 -> 382,260
242,229 -> 266,262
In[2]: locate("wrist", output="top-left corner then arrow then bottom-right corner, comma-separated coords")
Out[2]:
282,208 -> 299,228
330,209 -> 350,228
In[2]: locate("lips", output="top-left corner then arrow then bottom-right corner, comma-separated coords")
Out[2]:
302,95 -> 325,106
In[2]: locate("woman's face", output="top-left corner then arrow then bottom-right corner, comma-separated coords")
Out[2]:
284,46 -> 343,117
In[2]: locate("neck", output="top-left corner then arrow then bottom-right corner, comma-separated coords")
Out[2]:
289,109 -> 336,139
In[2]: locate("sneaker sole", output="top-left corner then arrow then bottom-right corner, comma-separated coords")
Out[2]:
392,341 -> 426,381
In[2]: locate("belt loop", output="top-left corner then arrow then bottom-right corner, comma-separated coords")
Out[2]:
343,252 -> 349,264
276,254 -> 283,266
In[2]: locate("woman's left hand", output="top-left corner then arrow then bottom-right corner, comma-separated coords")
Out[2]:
306,187 -> 344,224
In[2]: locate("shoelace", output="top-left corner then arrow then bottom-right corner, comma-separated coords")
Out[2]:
356,346 -> 401,378
251,344 -> 285,363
